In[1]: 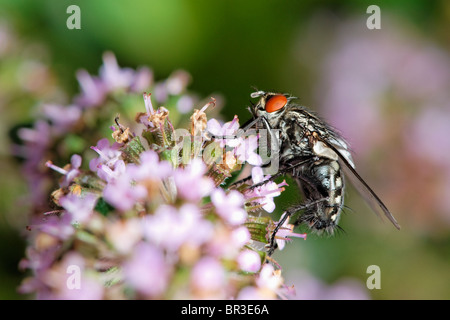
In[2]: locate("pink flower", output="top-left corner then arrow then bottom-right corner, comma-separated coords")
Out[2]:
245,166 -> 287,213
17,120 -> 52,148
230,226 -> 251,248
207,116 -> 263,166
59,193 -> 98,224
237,264 -> 282,300
152,70 -> 191,103
176,94 -> 196,114
75,52 -> 154,108
42,252 -> 104,300
256,264 -> 282,291
41,104 -> 81,134
29,251 -> 104,300
106,218 -> 143,254
39,213 -> 74,240
206,225 -> 250,259
236,286 -> 267,300
130,66 -> 153,92
127,150 -> 172,181
66,154 -> 82,183
89,138 -> 122,172
18,246 -> 58,282
102,172 -> 147,212
143,204 -> 213,252
45,154 -> 82,188
74,69 -> 106,108
97,159 -> 126,182
190,257 -> 225,292
173,158 -> 214,202
207,116 -> 241,148
211,188 -> 247,225
166,70 -> 191,95
237,249 -> 261,273
142,92 -> 155,114
124,242 -> 171,298
59,276 -> 104,300
99,52 -> 135,91
235,135 -> 262,166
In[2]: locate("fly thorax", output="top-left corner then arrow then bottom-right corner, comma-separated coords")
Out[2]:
277,116 -> 311,163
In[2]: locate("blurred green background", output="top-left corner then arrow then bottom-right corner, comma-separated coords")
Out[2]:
1,0 -> 450,299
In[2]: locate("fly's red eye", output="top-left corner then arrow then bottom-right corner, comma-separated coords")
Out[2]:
265,95 -> 287,113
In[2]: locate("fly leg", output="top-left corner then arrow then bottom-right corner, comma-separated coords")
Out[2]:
267,197 -> 327,256
229,156 -> 318,190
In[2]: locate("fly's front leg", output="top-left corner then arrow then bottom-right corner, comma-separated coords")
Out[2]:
267,197 -> 328,256
230,156 -> 316,190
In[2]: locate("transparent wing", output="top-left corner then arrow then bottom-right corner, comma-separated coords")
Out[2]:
323,139 -> 401,230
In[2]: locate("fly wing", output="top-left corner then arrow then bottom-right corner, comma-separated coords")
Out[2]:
323,139 -> 401,230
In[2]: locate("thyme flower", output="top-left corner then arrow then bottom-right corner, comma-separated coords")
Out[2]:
18,53 -> 308,300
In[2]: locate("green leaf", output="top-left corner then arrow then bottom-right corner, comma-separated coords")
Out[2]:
95,197 -> 115,216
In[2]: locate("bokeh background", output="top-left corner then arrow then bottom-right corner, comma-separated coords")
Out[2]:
1,0 -> 450,299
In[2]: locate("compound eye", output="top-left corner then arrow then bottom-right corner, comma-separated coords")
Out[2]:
265,95 -> 287,113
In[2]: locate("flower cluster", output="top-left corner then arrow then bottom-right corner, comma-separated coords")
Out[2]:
13,52 -> 201,215
18,54 -> 306,299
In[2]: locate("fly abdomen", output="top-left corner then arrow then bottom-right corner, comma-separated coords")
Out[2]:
296,159 -> 345,233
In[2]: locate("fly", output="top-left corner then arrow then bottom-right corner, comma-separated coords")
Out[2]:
242,90 -> 400,255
